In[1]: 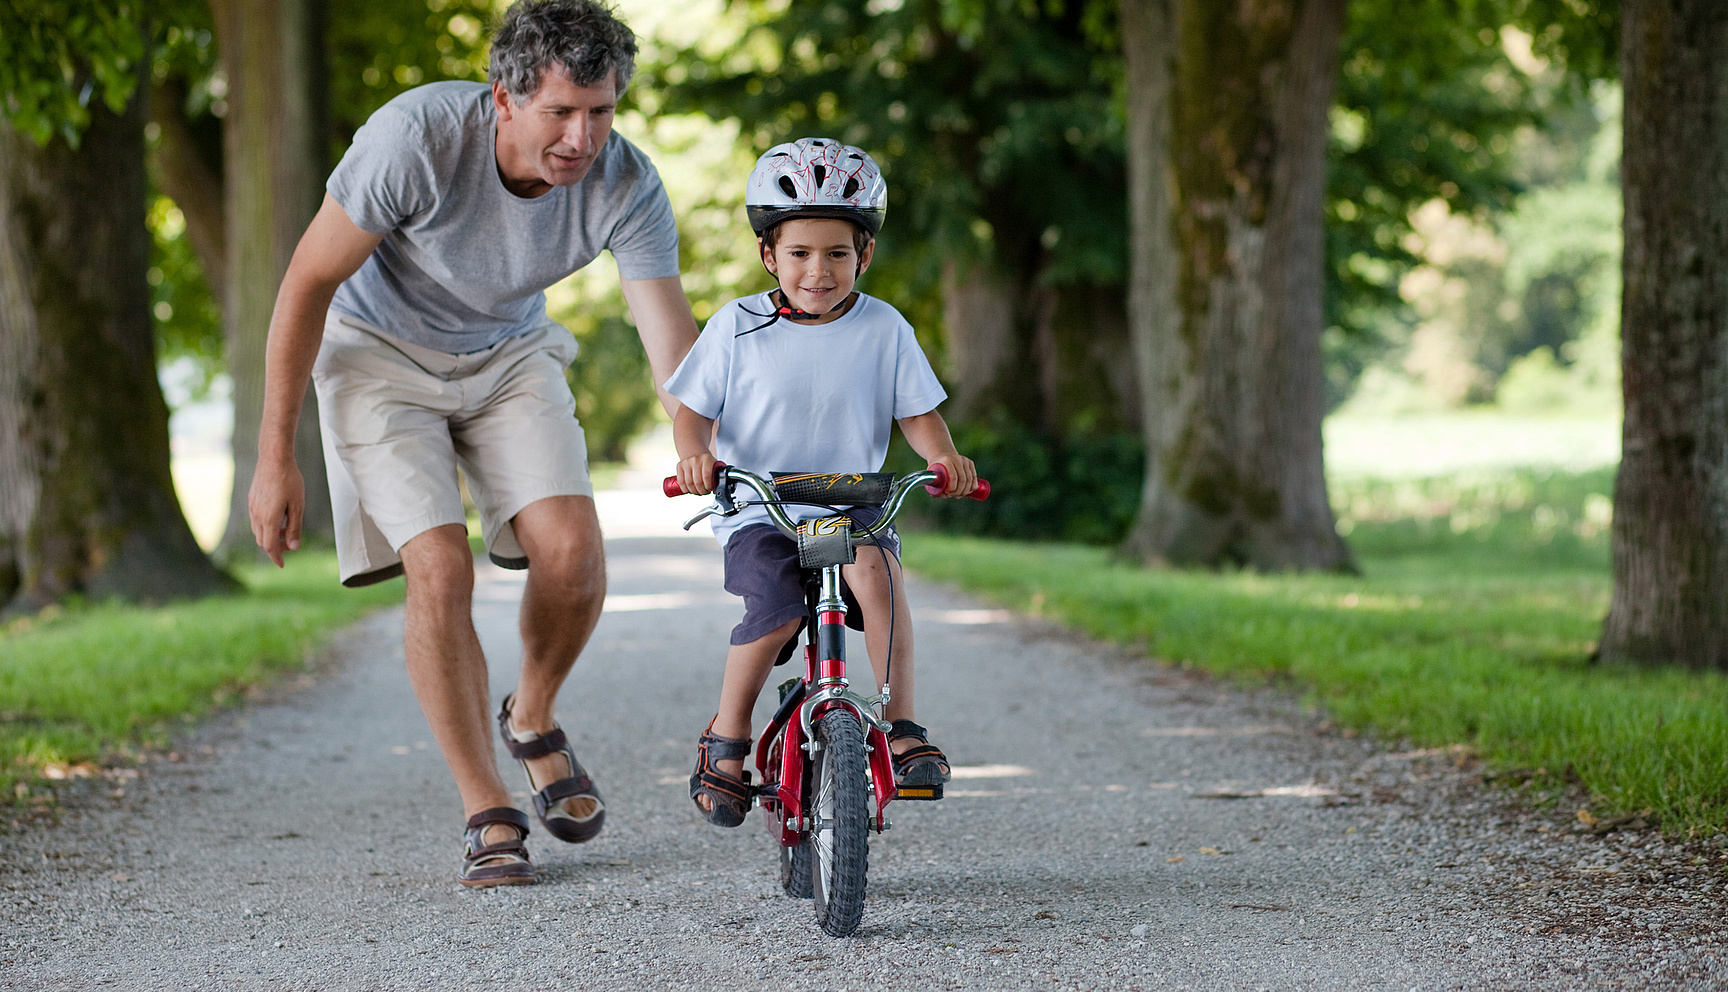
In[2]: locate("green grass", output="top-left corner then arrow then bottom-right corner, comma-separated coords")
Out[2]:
903,467 -> 1728,837
0,551 -> 401,807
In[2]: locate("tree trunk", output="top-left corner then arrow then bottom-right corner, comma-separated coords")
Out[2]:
1118,0 -> 1354,572
211,0 -> 332,562
149,77 -> 226,294
0,88 -> 234,613
1598,0 -> 1728,669
939,259 -> 1136,435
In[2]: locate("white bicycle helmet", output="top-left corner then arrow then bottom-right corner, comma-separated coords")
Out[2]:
745,137 -> 887,236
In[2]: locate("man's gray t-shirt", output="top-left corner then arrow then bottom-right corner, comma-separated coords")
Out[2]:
327,80 -> 680,354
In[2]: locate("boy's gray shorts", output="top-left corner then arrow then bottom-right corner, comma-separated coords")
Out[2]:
313,312 -> 593,586
722,506 -> 899,665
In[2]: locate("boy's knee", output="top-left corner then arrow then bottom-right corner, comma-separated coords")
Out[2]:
760,617 -> 801,643
843,560 -> 895,605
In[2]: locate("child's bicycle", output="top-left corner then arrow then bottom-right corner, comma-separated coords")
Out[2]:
663,463 -> 989,936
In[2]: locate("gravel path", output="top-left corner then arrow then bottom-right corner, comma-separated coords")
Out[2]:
2,488 -> 1724,991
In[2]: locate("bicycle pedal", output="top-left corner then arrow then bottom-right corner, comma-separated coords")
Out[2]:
893,784 -> 943,801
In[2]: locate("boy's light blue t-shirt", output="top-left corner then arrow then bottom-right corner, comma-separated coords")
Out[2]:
326,81 -> 681,355
663,292 -> 948,547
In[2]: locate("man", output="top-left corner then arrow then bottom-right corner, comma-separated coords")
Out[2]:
247,0 -> 697,886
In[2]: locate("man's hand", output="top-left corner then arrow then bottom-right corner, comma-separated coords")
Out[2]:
249,456 -> 306,567
927,453 -> 979,498
248,193 -> 382,567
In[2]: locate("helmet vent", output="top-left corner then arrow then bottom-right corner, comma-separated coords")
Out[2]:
813,165 -> 827,187
842,177 -> 860,199
779,176 -> 798,198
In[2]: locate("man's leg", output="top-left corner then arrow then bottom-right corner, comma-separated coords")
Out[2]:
397,524 -> 515,821
496,494 -> 606,817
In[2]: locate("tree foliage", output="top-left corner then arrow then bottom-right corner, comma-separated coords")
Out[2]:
140,0 -> 494,385
656,0 -> 1126,336
1,1 -> 151,146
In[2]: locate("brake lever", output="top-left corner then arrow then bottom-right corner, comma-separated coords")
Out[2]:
680,470 -> 743,531
681,506 -> 722,531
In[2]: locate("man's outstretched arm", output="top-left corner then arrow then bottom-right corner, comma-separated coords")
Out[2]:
618,274 -> 700,418
249,193 -> 384,566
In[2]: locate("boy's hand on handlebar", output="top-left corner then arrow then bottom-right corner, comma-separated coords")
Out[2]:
928,454 -> 978,497
676,452 -> 719,496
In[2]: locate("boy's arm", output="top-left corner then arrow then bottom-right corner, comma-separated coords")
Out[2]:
673,403 -> 720,495
898,410 -> 978,497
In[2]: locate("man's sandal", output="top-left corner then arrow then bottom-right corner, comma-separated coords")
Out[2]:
458,807 -> 535,888
497,695 -> 605,844
888,719 -> 950,801
689,720 -> 753,828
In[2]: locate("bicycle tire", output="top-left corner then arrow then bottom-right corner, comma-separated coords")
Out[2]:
780,834 -> 814,898
809,709 -> 870,936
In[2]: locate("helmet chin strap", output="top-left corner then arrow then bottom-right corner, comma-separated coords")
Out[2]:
734,286 -> 857,337
770,287 -> 852,321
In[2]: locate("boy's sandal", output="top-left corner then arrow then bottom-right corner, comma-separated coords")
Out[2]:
689,720 -> 754,828
888,719 -> 951,797
458,806 -> 535,888
497,695 -> 605,844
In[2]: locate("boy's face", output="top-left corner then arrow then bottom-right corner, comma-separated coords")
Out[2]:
761,218 -> 874,319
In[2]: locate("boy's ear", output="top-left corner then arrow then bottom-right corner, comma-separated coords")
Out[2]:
759,237 -> 778,274
856,236 -> 875,277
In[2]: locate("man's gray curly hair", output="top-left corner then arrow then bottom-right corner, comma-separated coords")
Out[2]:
489,0 -> 638,103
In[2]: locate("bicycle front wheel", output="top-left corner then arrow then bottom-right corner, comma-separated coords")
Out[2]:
780,835 -> 814,899
809,708 -> 870,936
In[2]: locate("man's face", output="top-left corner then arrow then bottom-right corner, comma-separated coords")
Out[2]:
493,67 -> 618,198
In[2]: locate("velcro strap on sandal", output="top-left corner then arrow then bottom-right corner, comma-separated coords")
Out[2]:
537,773 -> 596,804
696,768 -> 753,802
698,732 -> 753,761
466,806 -> 531,832
502,726 -> 569,761
467,838 -> 529,860
891,742 -> 946,770
888,719 -> 929,741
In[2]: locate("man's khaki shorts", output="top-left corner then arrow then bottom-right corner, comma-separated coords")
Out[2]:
313,313 -> 593,586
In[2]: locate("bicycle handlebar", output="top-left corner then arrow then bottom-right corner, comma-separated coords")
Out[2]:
663,463 -> 990,540
664,464 -> 989,501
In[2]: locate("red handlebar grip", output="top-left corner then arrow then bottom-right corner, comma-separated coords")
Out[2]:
664,461 -> 726,498
924,464 -> 990,500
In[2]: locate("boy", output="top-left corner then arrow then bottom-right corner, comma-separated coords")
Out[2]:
666,137 -> 977,826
